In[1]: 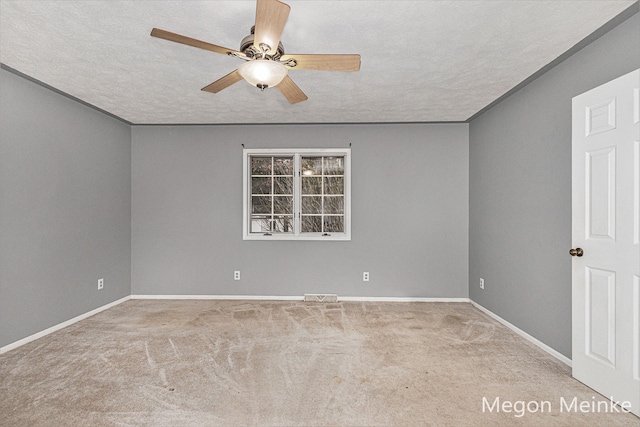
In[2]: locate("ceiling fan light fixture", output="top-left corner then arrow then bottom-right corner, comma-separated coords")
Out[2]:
238,59 -> 288,90
151,0 -> 360,103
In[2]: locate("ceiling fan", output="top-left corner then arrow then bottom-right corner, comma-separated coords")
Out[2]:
151,0 -> 361,104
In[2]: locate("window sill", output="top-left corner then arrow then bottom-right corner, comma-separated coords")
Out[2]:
243,233 -> 350,241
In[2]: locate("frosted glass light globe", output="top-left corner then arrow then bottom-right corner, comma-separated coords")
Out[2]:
238,59 -> 288,89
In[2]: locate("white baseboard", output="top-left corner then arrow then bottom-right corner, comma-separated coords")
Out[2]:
0,296 -> 131,354
130,294 -> 303,301
470,300 -> 572,367
131,295 -> 471,303
340,296 -> 471,303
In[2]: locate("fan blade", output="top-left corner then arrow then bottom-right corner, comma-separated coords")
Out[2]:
253,0 -> 290,56
151,28 -> 243,57
280,54 -> 361,71
277,76 -> 308,104
201,70 -> 243,93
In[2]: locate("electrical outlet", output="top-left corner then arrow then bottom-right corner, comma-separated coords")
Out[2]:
479,278 -> 484,290
363,272 -> 370,282
98,278 -> 104,290
234,271 -> 240,281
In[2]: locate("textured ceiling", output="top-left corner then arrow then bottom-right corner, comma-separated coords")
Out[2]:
0,0 -> 635,124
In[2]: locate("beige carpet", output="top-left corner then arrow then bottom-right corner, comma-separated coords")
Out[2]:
0,300 -> 638,426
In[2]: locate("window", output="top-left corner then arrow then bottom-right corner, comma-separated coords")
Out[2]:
243,148 -> 351,240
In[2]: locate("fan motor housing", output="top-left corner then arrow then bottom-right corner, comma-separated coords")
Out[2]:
240,26 -> 285,59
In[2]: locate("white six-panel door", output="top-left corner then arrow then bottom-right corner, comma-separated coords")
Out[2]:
572,68 -> 640,416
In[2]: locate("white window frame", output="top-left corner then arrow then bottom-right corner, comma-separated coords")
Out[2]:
243,148 -> 351,241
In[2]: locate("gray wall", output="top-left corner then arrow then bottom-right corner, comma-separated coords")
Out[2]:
0,68 -> 131,348
469,13 -> 640,358
132,124 -> 469,298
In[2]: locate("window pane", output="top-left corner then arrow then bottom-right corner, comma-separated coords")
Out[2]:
324,216 -> 344,233
302,157 -> 322,176
251,157 -> 271,175
252,196 -> 271,214
244,149 -> 349,240
323,196 -> 344,214
251,177 -> 271,194
273,157 -> 293,175
302,196 -> 322,214
251,215 -> 271,233
324,177 -> 344,195
302,176 -> 322,194
301,216 -> 321,233
273,216 -> 294,232
273,196 -> 293,214
274,176 -> 292,194
324,157 -> 344,175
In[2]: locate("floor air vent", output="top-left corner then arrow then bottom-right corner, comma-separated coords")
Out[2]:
304,294 -> 338,303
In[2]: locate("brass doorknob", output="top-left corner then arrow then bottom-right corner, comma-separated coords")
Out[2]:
569,248 -> 584,257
